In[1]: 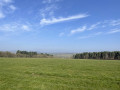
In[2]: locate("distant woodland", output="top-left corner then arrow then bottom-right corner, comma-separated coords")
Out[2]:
0,50 -> 120,60
74,51 -> 120,60
0,50 -> 53,58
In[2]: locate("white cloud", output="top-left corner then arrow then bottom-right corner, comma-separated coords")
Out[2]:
42,0 -> 61,4
40,14 -> 89,25
0,23 -> 31,32
0,0 -> 16,19
110,19 -> 120,26
108,28 -> 120,34
3,0 -> 13,3
69,19 -> 120,36
40,0 -> 60,18
59,32 -> 64,37
70,26 -> 87,35
0,24 -> 17,32
0,11 -> 5,18
69,22 -> 101,35
22,25 -> 30,31
9,5 -> 16,11
88,22 -> 101,30
0,0 -> 13,7
40,5 -> 57,18
103,19 -> 120,27
78,32 -> 102,39
42,0 -> 52,3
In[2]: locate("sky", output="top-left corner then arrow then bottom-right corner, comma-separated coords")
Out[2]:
0,0 -> 120,53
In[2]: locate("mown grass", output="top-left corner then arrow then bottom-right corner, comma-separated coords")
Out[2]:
0,58 -> 120,90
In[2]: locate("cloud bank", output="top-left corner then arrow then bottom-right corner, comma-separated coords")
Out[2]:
0,23 -> 31,32
69,19 -> 120,35
40,14 -> 89,25
0,0 -> 16,19
70,26 -> 87,35
108,28 -> 120,34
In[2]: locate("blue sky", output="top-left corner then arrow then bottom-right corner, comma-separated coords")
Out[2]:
0,0 -> 120,53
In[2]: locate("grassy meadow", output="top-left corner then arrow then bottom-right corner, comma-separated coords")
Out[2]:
0,58 -> 120,90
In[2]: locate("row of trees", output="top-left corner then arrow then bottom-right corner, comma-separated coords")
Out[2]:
0,50 -> 53,58
0,51 -> 16,57
16,50 -> 37,57
16,50 -> 53,58
73,51 -> 120,60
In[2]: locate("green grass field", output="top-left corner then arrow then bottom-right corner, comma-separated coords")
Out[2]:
0,58 -> 120,90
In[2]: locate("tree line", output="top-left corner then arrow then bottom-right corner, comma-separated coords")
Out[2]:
73,51 -> 120,60
0,50 -> 53,58
16,50 -> 37,57
0,51 -> 16,57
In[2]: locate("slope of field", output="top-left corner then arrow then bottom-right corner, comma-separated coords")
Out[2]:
0,58 -> 120,90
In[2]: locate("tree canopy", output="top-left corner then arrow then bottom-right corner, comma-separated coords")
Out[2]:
73,51 -> 120,60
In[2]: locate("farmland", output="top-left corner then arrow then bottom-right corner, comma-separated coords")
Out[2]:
0,58 -> 120,90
